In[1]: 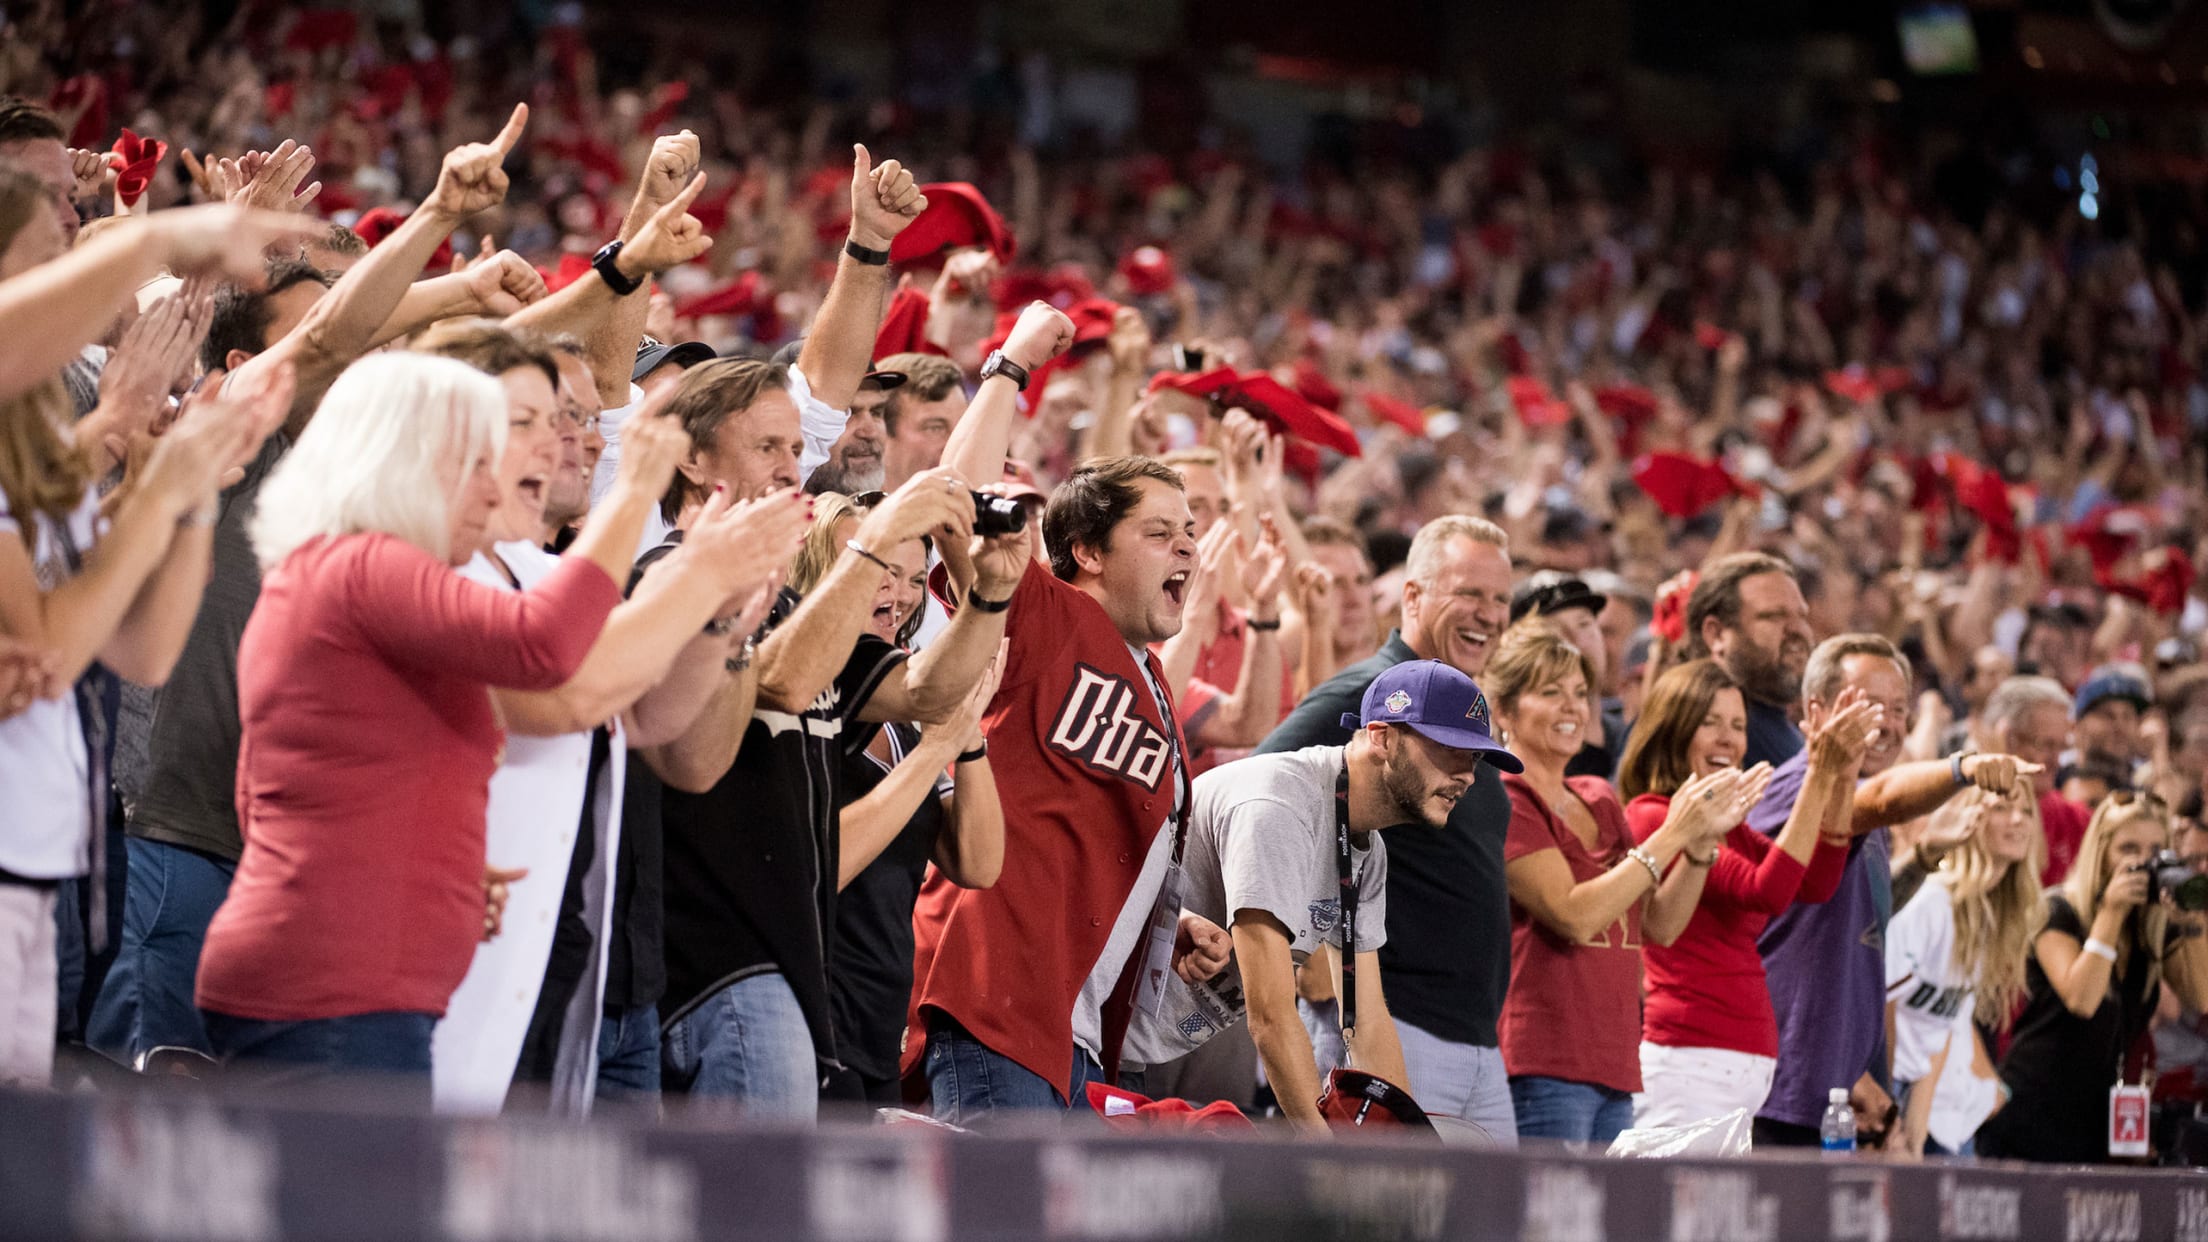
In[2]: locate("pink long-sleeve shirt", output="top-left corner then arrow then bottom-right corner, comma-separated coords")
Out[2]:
1627,791 -> 1850,1056
196,533 -> 619,1021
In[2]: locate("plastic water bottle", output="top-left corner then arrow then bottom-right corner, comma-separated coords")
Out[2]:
1820,1087 -> 1856,1154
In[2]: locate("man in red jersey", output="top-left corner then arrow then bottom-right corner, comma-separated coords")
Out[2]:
906,301 -> 1234,1121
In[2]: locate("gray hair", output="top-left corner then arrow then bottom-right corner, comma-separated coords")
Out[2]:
1403,514 -> 1508,585
1981,675 -> 2071,733
1802,633 -> 1911,707
250,353 -> 508,570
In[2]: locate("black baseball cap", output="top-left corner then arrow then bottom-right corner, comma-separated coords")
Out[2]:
768,338 -> 908,391
1510,571 -> 1608,625
633,337 -> 716,383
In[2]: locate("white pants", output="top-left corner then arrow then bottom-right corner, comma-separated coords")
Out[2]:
1632,1042 -> 1775,1131
0,884 -> 57,1088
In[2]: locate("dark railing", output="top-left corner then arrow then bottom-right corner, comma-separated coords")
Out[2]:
7,1085 -> 2208,1241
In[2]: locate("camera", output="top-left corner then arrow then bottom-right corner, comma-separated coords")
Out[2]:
2137,851 -> 2208,912
973,490 -> 1028,537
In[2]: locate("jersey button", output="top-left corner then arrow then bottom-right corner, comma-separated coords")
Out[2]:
1090,917 -> 1102,927
1118,851 -> 1131,864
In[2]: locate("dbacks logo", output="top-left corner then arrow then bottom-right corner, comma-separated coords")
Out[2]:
1046,664 -> 1173,792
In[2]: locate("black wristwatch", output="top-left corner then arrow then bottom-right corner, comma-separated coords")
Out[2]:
844,238 -> 891,266
979,350 -> 1031,392
592,240 -> 644,296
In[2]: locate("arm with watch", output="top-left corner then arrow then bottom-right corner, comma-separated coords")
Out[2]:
505,172 -> 715,341
795,145 -> 927,413
749,466 -> 1013,726
1847,748 -> 2045,836
496,479 -> 810,745
940,299 -> 1078,513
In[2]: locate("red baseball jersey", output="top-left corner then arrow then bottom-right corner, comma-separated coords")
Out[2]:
907,560 -> 1188,1101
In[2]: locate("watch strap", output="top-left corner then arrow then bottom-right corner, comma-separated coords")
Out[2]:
593,240 -> 643,296
844,238 -> 891,266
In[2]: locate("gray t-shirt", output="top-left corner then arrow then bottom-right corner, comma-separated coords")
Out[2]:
128,435 -> 288,861
1125,745 -> 1387,1063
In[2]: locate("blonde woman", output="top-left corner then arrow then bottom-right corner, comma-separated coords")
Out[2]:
1974,793 -> 2208,1162
795,492 -> 1006,1104
1883,787 -> 2042,1156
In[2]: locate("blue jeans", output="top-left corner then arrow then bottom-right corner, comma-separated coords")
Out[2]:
660,973 -> 818,1121
202,1010 -> 435,1102
87,839 -> 233,1069
1511,1074 -> 1635,1145
594,1002 -> 660,1106
1394,1018 -> 1519,1147
922,1013 -> 1140,1125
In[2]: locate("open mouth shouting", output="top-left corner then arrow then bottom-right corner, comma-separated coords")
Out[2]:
869,599 -> 900,640
1163,569 -> 1190,609
514,473 -> 548,507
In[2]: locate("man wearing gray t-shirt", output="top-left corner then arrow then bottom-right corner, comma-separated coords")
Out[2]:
1129,659 -> 1522,1132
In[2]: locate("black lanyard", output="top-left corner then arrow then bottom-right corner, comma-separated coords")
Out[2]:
1335,752 -> 1358,1041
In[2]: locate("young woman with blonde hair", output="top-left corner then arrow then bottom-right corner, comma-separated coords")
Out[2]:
1884,786 -> 2043,1156
1974,793 -> 2208,1161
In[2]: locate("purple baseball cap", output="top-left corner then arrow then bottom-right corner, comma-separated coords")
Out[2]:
1341,659 -> 1523,772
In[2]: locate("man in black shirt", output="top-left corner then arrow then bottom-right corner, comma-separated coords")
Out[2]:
1684,552 -> 1817,770
1256,514 -> 1523,1146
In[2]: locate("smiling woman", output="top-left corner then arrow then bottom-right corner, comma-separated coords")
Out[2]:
1617,658 -> 1871,1132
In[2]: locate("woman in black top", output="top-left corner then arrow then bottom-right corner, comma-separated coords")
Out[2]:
791,493 -> 1006,1106
1975,793 -> 2208,1162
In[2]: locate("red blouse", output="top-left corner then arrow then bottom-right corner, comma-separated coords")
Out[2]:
1499,773 -> 1646,1095
197,533 -> 619,1021
1627,792 -> 1849,1056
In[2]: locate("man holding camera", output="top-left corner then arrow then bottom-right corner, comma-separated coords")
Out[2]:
906,302 -> 1240,1121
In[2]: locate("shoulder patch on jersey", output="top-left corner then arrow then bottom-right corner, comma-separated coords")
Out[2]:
1045,663 -> 1173,793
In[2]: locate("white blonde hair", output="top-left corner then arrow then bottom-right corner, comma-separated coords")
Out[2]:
249,353 -> 507,570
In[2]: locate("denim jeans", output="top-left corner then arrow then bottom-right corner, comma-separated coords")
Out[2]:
660,973 -> 818,1121
922,1013 -> 1140,1125
1394,1018 -> 1519,1148
1510,1074 -> 1636,1146
594,1002 -> 661,1107
86,839 -> 233,1069
201,1010 -> 435,1103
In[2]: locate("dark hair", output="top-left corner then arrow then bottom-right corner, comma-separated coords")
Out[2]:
200,258 -> 333,372
0,97 -> 64,145
1684,552 -> 1797,659
1042,455 -> 1184,582
312,222 -> 369,260
875,353 -> 965,435
660,358 -> 791,521
411,319 -> 560,389
1618,660 -> 1741,801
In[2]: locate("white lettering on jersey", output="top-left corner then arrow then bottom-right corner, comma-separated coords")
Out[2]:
1047,664 -> 1171,792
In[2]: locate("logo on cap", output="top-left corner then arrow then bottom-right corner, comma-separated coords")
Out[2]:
1384,690 -> 1412,714
1465,691 -> 1491,732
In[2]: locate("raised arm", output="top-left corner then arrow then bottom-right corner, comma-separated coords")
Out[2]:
499,479 -> 809,739
237,105 -> 532,425
1852,752 -> 2040,835
753,466 -> 973,717
1187,522 -> 1285,748
941,300 -> 1075,487
590,131 -> 702,408
508,173 -> 713,344
0,365 -> 288,686
796,145 -> 924,411
0,205 -> 316,401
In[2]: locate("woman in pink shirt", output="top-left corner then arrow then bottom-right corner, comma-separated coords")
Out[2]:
196,352 -> 659,1087
1616,659 -> 1877,1131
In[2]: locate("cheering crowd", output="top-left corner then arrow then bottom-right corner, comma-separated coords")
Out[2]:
6,1 -> 2208,1167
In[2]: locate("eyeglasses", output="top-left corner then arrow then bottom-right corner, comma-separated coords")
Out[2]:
557,407 -> 600,433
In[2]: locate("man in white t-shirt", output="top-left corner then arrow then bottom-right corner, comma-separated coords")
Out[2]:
1127,658 -> 1521,1131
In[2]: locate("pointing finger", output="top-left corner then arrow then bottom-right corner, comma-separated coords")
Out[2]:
491,102 -> 530,154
